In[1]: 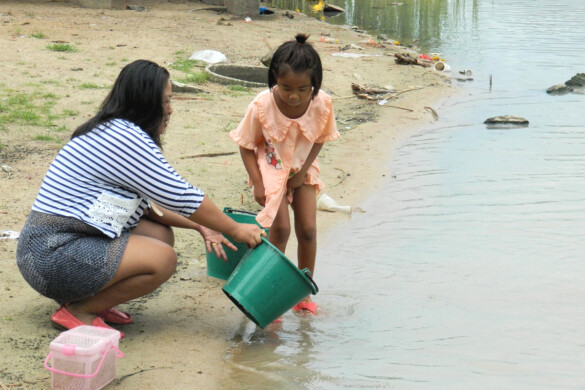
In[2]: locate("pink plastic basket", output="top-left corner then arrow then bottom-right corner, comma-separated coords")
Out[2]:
44,326 -> 123,390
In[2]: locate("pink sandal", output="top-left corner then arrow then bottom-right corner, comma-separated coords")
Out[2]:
292,301 -> 318,314
98,308 -> 133,325
51,305 -> 124,338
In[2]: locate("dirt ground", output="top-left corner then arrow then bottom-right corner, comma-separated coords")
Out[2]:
0,1 -> 457,388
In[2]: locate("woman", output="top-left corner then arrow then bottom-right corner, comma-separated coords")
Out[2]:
16,60 -> 263,337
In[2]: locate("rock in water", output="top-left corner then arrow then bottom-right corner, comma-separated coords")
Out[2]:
565,73 -> 585,87
547,84 -> 573,95
484,115 -> 529,125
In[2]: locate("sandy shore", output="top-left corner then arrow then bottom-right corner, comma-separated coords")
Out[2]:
0,1 -> 457,388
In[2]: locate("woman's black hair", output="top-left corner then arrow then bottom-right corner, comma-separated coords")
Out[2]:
71,59 -> 170,147
268,34 -> 322,98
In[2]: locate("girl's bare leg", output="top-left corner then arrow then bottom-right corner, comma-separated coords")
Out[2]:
292,184 -> 317,275
268,194 -> 291,253
66,219 -> 177,323
292,184 -> 317,308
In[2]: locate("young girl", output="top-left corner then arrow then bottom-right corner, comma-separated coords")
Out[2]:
16,60 -> 264,337
230,34 -> 339,314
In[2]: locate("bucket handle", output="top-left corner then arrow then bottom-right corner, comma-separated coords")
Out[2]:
44,345 -> 124,378
223,207 -> 258,217
302,269 -> 319,295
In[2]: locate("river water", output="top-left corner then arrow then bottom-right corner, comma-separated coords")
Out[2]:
222,1 -> 585,388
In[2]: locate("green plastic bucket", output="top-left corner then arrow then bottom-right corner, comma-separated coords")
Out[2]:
222,237 -> 319,328
206,208 -> 265,280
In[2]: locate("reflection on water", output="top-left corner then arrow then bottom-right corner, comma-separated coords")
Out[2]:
270,0 -> 478,50
223,317 -> 320,389
223,1 -> 585,388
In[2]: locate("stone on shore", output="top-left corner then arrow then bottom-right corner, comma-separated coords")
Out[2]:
171,81 -> 204,94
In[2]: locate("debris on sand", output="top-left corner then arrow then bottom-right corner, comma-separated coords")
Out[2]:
394,53 -> 432,67
351,83 -> 395,100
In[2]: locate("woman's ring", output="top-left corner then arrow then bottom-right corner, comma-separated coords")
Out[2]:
212,243 -> 217,246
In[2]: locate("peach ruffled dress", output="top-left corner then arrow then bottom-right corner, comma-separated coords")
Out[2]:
230,88 -> 339,227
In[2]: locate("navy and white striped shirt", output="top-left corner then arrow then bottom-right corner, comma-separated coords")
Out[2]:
32,118 -> 204,238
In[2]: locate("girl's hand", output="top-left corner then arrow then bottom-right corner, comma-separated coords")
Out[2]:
253,182 -> 267,206
232,223 -> 265,248
199,225 -> 237,262
286,173 -> 306,197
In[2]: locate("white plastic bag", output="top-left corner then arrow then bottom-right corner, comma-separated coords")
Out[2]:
317,194 -> 365,214
188,50 -> 227,64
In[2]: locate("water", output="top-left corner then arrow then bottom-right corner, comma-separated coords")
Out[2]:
223,1 -> 585,388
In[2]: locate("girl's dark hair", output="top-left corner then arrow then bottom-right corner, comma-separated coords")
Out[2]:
72,59 -> 170,147
268,34 -> 322,98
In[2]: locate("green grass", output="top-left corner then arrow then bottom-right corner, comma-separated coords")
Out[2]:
225,84 -> 254,98
79,82 -> 101,89
30,31 -> 46,39
177,71 -> 209,84
169,54 -> 210,85
46,43 -> 78,53
11,109 -> 40,123
42,92 -> 58,99
169,59 -> 200,73
228,85 -> 248,92
61,109 -> 78,117
0,85 -> 84,139
34,134 -> 61,143
0,89 -> 59,129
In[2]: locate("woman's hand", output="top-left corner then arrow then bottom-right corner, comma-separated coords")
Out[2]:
231,223 -> 265,248
199,225 -> 237,262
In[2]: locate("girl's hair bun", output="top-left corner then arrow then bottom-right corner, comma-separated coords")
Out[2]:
295,33 -> 309,45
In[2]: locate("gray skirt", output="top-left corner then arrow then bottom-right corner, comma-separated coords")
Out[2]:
16,211 -> 130,304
